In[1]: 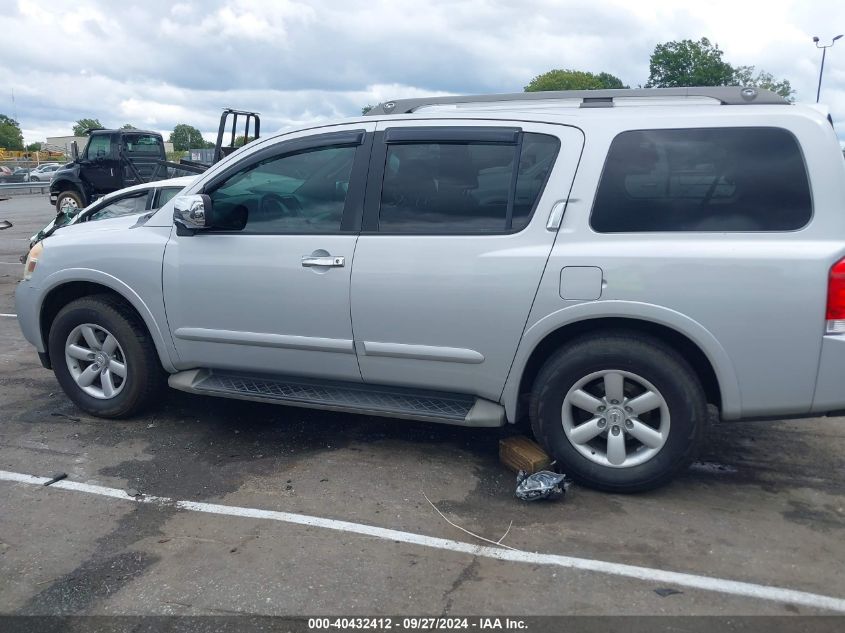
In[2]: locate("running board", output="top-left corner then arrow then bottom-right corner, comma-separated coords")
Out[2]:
168,369 -> 506,428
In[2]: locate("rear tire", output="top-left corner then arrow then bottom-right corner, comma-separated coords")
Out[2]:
529,331 -> 706,492
48,295 -> 164,418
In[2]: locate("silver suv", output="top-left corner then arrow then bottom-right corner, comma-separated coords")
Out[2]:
16,87 -> 845,492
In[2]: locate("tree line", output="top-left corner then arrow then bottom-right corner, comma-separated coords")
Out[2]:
509,37 -> 793,97
361,36 -> 794,113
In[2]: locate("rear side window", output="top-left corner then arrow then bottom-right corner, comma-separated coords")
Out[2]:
590,128 -> 811,232
378,132 -> 559,233
125,135 -> 162,156
88,191 -> 149,221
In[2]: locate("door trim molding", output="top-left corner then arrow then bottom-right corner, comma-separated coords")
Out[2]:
174,328 -> 355,354
361,341 -> 484,364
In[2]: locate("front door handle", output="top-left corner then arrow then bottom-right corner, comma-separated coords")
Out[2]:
301,255 -> 345,268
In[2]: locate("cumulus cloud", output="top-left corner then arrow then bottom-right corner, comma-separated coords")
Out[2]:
0,0 -> 843,143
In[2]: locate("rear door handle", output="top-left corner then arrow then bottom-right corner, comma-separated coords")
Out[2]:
301,255 -> 345,268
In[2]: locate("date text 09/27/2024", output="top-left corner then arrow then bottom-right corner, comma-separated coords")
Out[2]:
307,617 -> 528,630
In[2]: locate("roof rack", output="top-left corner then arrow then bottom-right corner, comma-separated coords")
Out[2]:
364,87 -> 788,116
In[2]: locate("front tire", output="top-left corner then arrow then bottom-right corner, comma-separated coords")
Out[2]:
48,295 -> 164,418
530,332 -> 707,492
55,191 -> 83,214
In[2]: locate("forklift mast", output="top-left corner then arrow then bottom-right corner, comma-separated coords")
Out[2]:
214,108 -> 261,163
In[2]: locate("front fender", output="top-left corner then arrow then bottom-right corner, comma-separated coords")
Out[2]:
501,300 -> 742,421
36,268 -> 177,372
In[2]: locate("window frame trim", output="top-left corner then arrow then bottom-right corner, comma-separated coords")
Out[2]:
361,127 -> 560,235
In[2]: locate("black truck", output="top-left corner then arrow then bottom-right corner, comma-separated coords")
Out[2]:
50,109 -> 260,213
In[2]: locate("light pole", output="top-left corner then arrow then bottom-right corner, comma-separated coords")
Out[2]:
814,34 -> 844,102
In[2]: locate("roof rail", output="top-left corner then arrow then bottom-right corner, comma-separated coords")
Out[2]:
364,87 -> 788,115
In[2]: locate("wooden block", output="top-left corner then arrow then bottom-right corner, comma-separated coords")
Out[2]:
499,436 -> 551,474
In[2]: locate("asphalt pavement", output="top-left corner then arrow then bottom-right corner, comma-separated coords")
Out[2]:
1,194 -> 844,618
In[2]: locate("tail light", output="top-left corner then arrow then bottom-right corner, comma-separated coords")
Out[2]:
826,257 -> 845,334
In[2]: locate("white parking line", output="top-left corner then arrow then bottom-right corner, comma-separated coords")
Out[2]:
0,261 -> 23,265
1,469 -> 844,613
0,313 -> 16,318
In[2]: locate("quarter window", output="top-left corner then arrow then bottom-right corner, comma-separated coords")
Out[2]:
208,144 -> 357,234
156,187 -> 182,208
378,132 -> 559,233
590,128 -> 812,232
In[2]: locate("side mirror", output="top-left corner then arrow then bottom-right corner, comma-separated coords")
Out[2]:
173,194 -> 248,233
174,194 -> 213,231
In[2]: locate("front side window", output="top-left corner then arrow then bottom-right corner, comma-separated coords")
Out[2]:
208,144 -> 357,234
85,136 -> 111,159
590,128 -> 812,232
88,191 -> 149,221
378,132 -> 559,233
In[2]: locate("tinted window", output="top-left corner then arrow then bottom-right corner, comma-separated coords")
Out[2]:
590,128 -> 811,232
124,135 -> 162,156
208,144 -> 356,234
378,132 -> 559,233
88,191 -> 149,221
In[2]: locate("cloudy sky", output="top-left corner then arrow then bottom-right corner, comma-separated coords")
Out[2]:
1,0 -> 844,145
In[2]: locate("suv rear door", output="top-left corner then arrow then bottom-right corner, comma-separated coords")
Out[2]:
350,120 -> 583,400
162,123 -> 374,381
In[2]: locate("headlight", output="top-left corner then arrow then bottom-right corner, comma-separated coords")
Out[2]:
23,241 -> 44,281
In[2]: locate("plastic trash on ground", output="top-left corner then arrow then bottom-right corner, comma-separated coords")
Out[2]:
515,469 -> 569,501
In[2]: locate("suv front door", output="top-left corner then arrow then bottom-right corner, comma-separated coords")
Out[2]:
350,121 -> 583,401
162,123 -> 374,381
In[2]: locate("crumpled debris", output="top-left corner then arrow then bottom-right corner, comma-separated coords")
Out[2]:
515,470 -> 569,501
654,587 -> 683,597
0,220 -> 12,230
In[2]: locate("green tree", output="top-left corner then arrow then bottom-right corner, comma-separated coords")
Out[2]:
645,38 -> 734,88
525,69 -> 628,91
121,123 -> 136,129
0,114 -> 24,150
73,118 -> 104,136
25,141 -> 43,152
234,135 -> 255,147
361,104 -> 375,115
732,66 -> 795,101
169,123 -> 206,151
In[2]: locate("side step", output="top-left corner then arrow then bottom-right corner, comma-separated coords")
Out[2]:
168,369 -> 506,428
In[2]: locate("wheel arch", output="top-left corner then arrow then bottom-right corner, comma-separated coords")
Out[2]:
51,179 -> 87,204
503,302 -> 742,423
38,273 -> 176,373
